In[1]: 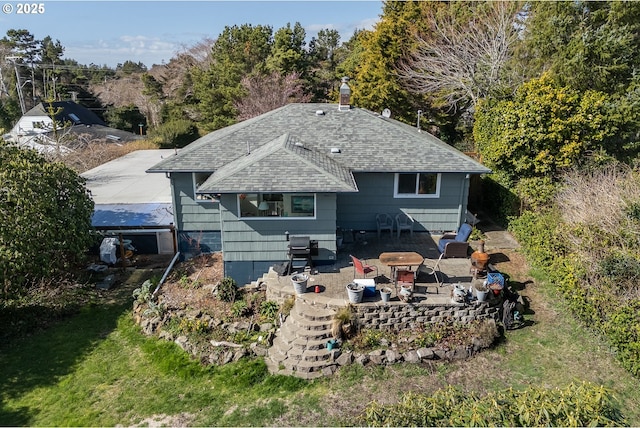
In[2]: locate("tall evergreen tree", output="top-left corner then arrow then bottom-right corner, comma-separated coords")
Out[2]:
308,28 -> 342,101
518,1 -> 640,94
191,24 -> 273,131
266,22 -> 307,75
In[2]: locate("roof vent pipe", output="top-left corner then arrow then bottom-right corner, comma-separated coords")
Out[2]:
338,77 -> 351,111
246,141 -> 250,155
417,110 -> 422,132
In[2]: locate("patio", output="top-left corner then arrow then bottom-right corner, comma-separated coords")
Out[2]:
265,230 -> 482,306
262,229 -> 508,378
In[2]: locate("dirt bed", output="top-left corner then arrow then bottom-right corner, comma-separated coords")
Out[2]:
155,252 -> 228,313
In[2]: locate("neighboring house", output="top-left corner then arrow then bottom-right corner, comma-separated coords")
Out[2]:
147,86 -> 491,284
4,101 -> 140,153
82,150 -> 176,255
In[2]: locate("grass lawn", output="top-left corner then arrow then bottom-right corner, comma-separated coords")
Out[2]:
1,252 -> 639,426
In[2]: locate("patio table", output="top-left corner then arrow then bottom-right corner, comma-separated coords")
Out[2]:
379,251 -> 424,277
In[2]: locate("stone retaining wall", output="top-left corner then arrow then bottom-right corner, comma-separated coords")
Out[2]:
351,301 -> 499,330
264,269 -> 501,330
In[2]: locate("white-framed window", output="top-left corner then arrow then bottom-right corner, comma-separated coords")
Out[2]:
394,173 -> 441,198
239,193 -> 315,218
193,172 -> 218,202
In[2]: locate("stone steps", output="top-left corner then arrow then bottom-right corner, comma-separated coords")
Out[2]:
266,299 -> 337,378
293,301 -> 335,322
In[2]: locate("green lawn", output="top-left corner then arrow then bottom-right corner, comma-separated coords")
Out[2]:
1,264 -> 639,426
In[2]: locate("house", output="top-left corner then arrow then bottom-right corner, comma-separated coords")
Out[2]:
5,101 -> 140,153
147,85 -> 491,284
82,149 -> 176,255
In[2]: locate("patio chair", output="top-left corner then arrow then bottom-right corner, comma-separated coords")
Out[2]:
416,255 -> 442,293
395,213 -> 414,238
349,254 -> 379,279
437,223 -> 473,258
465,210 -> 480,227
376,213 -> 394,239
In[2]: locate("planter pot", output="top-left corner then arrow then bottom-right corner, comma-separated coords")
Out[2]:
291,273 -> 309,295
399,284 -> 413,303
451,283 -> 467,303
346,282 -> 365,303
475,287 -> 489,302
473,279 -> 489,302
380,287 -> 392,303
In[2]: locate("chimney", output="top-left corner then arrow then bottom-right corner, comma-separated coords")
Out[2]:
338,77 -> 351,111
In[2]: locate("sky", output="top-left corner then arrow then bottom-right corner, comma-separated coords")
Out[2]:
0,0 -> 383,68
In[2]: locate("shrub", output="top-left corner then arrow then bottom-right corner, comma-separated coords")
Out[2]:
351,329 -> 386,350
166,317 -> 210,336
0,142 -> 95,295
231,299 -> 250,318
604,301 -> 640,377
360,382 -> 626,427
514,176 -> 557,211
479,174 -> 520,226
149,119 -> 199,149
132,279 -> 154,304
217,277 -> 239,302
509,209 -> 567,268
465,319 -> 499,349
259,300 -> 279,322
332,305 -> 356,339
280,295 -> 295,317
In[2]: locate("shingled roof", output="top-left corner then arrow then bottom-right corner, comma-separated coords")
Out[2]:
198,133 -> 357,193
25,101 -> 106,126
148,103 -> 490,192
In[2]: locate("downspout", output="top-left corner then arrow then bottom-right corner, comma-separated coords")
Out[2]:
152,172 -> 181,297
457,174 -> 470,226
152,251 -> 181,297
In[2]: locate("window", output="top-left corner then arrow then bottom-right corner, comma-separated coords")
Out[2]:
68,113 -> 81,124
394,173 -> 440,198
239,193 -> 315,218
193,173 -> 218,202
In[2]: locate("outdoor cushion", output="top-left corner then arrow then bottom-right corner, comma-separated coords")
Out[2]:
437,223 -> 473,254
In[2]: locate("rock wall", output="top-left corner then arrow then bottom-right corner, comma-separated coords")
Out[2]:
351,301 -> 499,330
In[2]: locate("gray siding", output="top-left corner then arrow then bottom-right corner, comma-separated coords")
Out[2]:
171,171 -> 471,285
177,231 -> 222,257
221,193 -> 337,263
220,193 -> 337,285
336,172 -> 469,232
171,173 -> 221,231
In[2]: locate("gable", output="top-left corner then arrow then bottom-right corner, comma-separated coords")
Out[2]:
198,133 -> 358,193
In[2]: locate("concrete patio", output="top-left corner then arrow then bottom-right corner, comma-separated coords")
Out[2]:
266,230 -> 492,306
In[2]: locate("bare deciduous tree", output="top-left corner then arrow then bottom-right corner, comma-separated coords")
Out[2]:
91,38 -> 216,127
397,1 -> 524,113
152,37 -> 215,100
234,72 -> 311,121
49,137 -> 158,173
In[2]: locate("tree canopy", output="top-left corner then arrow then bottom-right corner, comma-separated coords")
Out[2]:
517,1 -> 640,94
0,141 -> 95,296
474,74 -> 624,183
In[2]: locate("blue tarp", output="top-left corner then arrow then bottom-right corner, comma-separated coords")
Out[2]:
91,203 -> 173,228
